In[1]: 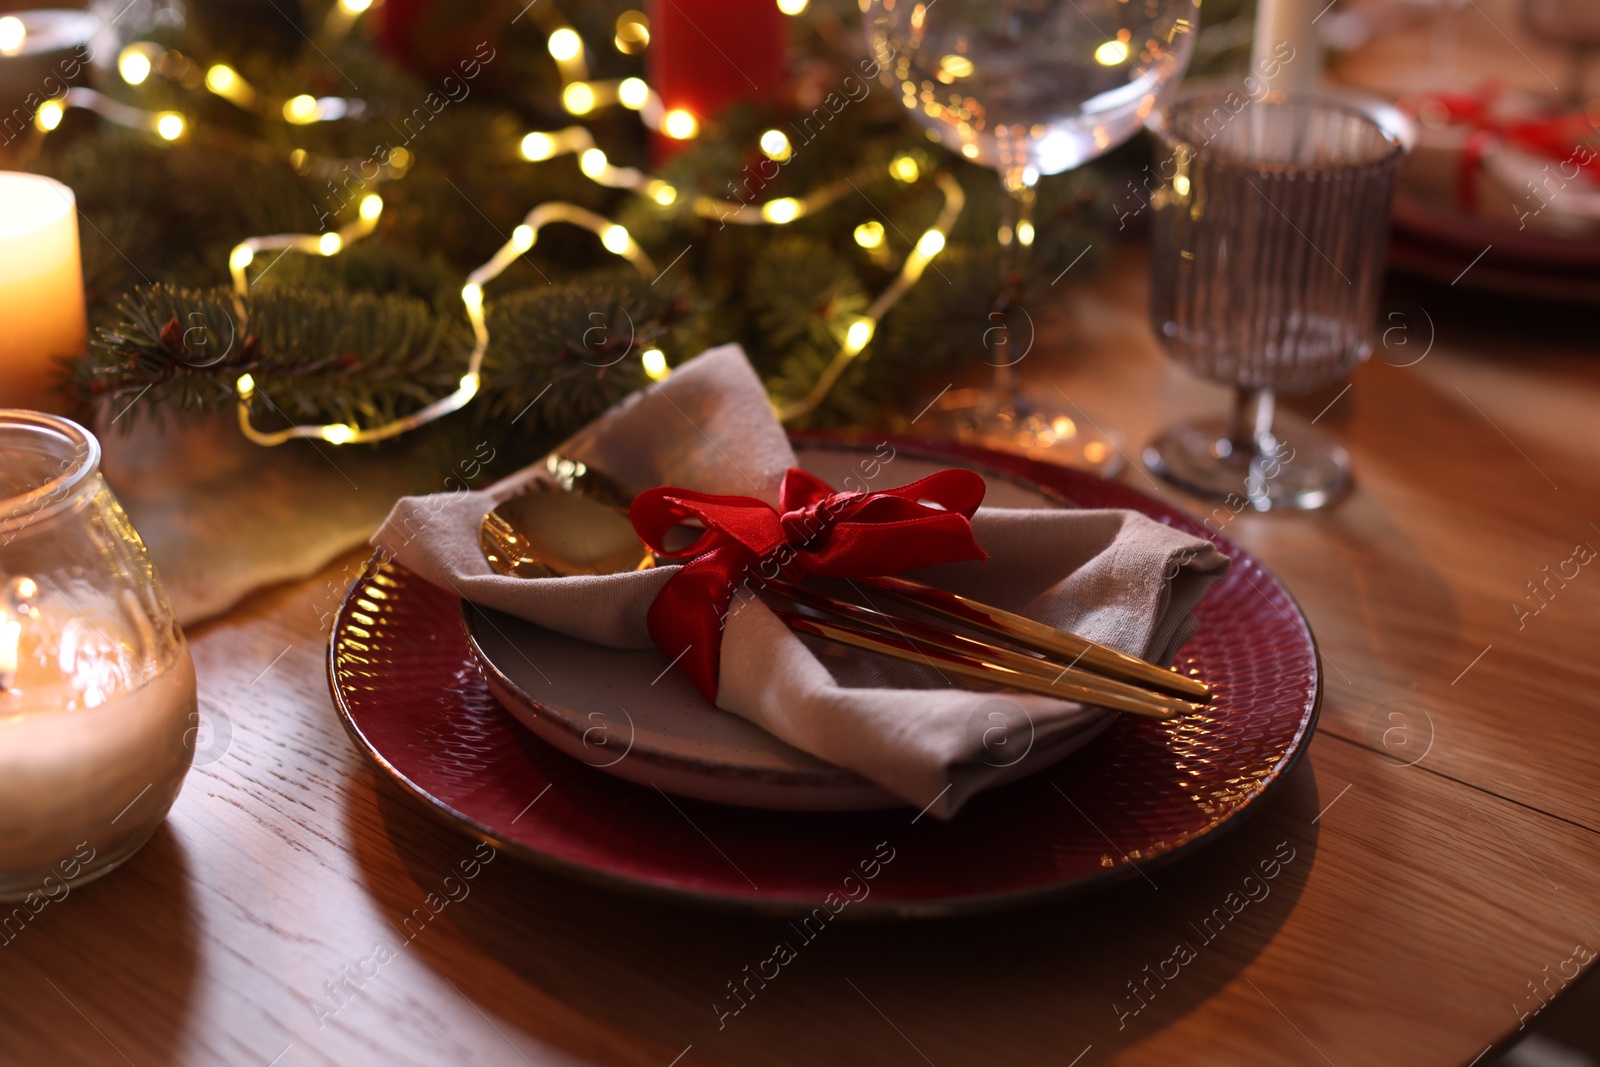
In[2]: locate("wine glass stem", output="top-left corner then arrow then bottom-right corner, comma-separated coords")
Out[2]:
1230,386 -> 1276,457
994,177 -> 1036,403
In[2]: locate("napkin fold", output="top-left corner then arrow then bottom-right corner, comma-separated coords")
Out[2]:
373,344 -> 1229,818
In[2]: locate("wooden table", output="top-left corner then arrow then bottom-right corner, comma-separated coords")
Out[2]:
4,246 -> 1597,1067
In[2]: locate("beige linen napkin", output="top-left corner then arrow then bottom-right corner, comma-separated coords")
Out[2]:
373,344 -> 1229,818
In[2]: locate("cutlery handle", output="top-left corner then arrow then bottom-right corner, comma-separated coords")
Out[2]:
862,575 -> 1212,702
771,608 -> 1183,720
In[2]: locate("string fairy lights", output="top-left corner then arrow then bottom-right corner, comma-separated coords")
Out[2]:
33,0 -> 963,441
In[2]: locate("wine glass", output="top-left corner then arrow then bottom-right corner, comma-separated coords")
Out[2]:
863,0 -> 1200,472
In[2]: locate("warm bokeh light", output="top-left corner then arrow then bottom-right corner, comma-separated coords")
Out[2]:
601,225 -> 631,254
319,232 -> 343,256
155,112 -> 185,140
761,198 -> 802,224
777,0 -> 808,13
853,220 -> 885,249
662,108 -> 698,139
614,11 -> 650,53
520,131 -> 556,161
889,155 -> 920,183
284,94 -> 319,124
512,225 -> 535,251
34,100 -> 63,131
939,54 -> 974,79
118,47 -> 152,85
204,64 -> 236,92
1094,40 -> 1129,66
641,348 -> 668,379
359,194 -> 384,221
562,82 -> 595,115
759,129 -> 792,161
0,16 -> 24,56
618,77 -> 649,109
547,28 -> 582,62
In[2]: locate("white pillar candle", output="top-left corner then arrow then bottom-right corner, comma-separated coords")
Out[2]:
0,172 -> 86,411
1253,0 -> 1320,95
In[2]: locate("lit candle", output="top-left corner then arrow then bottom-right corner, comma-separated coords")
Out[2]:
647,0 -> 787,158
0,412 -> 197,901
0,173 -> 86,411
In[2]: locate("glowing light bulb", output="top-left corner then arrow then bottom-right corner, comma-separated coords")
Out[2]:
618,77 -> 649,109
236,373 -> 256,397
853,220 -> 885,249
359,194 -> 383,221
284,94 -> 318,124
641,348 -> 668,379
562,82 -> 595,115
461,283 -> 484,315
339,0 -> 373,13
1015,220 -> 1034,246
844,319 -> 875,353
204,64 -> 236,92
322,424 -> 356,445
662,108 -> 698,139
648,180 -> 677,206
915,229 -> 946,257
961,143 -> 979,159
759,129 -> 792,161
547,28 -> 582,62
579,147 -> 608,177
458,373 -> 479,396
0,16 -> 24,56
520,131 -> 557,161
155,112 -> 185,140
1173,174 -> 1190,196
512,224 -> 535,251
889,155 -> 920,183
34,100 -> 63,132
777,0 -> 808,14
600,225 -> 630,255
761,198 -> 802,224
118,47 -> 152,86
1094,40 -> 1129,66
319,231 -> 342,256
229,245 -> 255,271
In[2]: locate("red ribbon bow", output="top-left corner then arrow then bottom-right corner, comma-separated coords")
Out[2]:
629,467 -> 988,699
1401,81 -> 1600,212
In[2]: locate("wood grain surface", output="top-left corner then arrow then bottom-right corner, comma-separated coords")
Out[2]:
2,245 -> 1597,1067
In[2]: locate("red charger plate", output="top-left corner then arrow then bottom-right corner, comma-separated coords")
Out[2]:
328,437 -> 1322,917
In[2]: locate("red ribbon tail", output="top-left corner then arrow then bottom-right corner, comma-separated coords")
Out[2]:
644,543 -> 755,700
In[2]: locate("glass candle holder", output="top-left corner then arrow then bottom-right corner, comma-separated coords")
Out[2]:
0,411 -> 196,901
1144,93 -> 1404,511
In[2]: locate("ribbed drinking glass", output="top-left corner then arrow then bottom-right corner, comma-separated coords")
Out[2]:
1144,93 -> 1405,510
